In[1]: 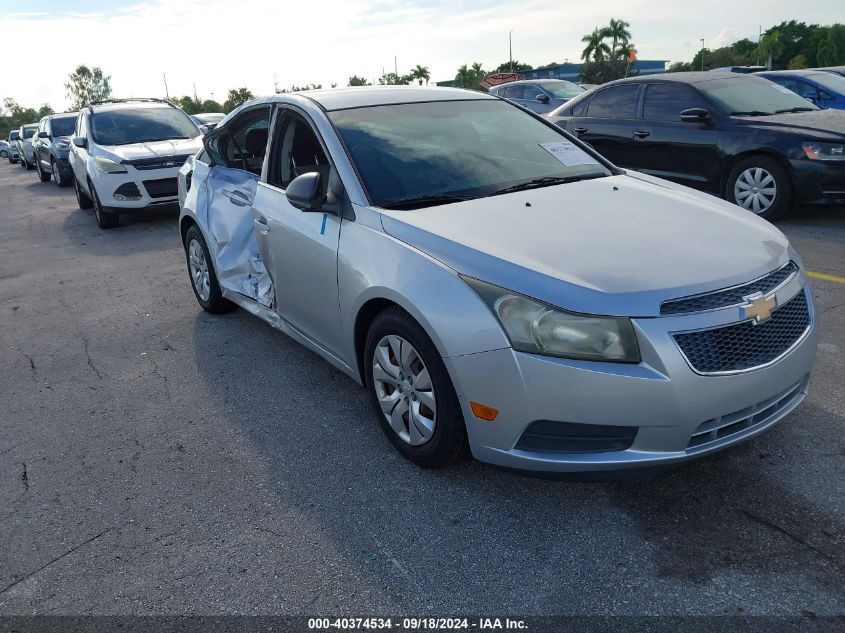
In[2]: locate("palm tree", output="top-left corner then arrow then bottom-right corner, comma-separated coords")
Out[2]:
411,65 -> 430,85
758,30 -> 784,70
601,18 -> 631,54
581,29 -> 610,62
455,64 -> 473,88
471,62 -> 486,83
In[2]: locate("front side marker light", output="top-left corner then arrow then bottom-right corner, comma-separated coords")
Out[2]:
470,401 -> 499,421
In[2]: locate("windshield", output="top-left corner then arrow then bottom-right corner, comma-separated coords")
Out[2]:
51,116 -> 76,137
22,126 -> 37,139
194,113 -> 224,124
806,71 -> 845,94
538,81 -> 585,99
9,131 -> 20,141
90,107 -> 200,145
699,77 -> 821,115
329,99 -> 610,208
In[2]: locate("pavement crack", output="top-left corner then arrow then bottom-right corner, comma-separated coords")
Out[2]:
738,507 -> 841,567
81,336 -> 103,380
0,527 -> 114,596
254,526 -> 285,539
19,462 -> 29,491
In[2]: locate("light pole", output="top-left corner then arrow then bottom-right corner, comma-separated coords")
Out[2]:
509,30 -> 514,72
700,39 -> 705,71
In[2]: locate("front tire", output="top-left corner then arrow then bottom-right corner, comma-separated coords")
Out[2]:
52,159 -> 69,186
74,177 -> 93,209
36,157 -> 50,182
727,155 -> 791,222
91,181 -> 119,228
364,307 -> 466,468
184,225 -> 235,314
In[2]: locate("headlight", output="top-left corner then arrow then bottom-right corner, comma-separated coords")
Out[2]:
95,157 -> 127,173
802,142 -> 845,161
463,276 -> 641,363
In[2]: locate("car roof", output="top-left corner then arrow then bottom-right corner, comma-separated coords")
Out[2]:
244,86 -> 494,112
88,100 -> 175,112
758,69 -> 826,77
602,71 -> 762,86
493,79 -> 575,86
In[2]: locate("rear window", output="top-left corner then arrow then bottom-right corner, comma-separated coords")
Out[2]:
586,85 -> 639,118
90,107 -> 200,146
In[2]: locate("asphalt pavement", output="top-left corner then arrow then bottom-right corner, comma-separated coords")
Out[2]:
1,162 -> 843,618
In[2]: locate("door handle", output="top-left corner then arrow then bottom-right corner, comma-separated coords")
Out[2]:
254,217 -> 270,235
574,127 -> 588,135
634,130 -> 651,138
222,189 -> 250,206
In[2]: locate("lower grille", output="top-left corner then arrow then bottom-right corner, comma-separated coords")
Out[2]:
515,420 -> 638,454
143,178 -> 178,199
674,290 -> 810,374
687,376 -> 808,450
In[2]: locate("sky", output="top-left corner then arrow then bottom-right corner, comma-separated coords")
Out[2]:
1,0 -> 843,111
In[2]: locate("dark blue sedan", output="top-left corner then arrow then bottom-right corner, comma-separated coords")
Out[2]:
758,69 -> 845,110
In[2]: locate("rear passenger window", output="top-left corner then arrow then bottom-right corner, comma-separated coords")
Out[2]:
642,85 -> 707,121
504,85 -> 525,100
586,85 -> 639,118
523,85 -> 544,100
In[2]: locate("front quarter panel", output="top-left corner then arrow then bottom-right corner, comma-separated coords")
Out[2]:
338,204 -> 511,382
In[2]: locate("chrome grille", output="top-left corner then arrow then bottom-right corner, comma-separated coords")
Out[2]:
661,261 -> 798,315
673,290 -> 810,374
687,376 -> 808,450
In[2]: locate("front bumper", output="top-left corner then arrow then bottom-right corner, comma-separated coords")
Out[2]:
445,275 -> 817,473
91,164 -> 182,210
790,158 -> 845,205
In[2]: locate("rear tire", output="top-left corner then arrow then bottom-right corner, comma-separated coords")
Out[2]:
726,155 -> 791,222
364,307 -> 466,468
184,225 -> 235,314
91,181 -> 119,229
75,177 -> 93,209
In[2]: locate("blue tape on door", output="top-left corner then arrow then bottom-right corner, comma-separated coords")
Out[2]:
320,213 -> 327,235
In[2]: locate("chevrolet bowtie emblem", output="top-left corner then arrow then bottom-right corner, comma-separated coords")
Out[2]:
740,292 -> 776,324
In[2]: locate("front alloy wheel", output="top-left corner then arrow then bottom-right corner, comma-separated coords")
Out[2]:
372,334 -> 437,446
188,238 -> 211,302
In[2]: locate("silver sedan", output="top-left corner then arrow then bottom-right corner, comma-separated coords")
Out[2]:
177,86 -> 817,473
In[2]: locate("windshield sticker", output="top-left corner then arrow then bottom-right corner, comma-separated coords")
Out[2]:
539,141 -> 598,167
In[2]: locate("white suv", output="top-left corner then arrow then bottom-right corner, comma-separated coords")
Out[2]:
69,98 -> 203,228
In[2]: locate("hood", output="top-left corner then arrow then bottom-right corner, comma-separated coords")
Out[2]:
380,173 -> 790,317
100,137 -> 204,162
734,109 -> 845,140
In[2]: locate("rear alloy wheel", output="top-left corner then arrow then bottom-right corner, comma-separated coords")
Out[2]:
365,307 -> 466,468
20,152 -> 28,169
36,156 -> 51,182
184,225 -> 235,314
727,156 -> 791,222
91,182 -> 119,229
74,177 -> 93,209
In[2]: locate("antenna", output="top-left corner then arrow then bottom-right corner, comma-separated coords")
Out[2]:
163,72 -> 169,100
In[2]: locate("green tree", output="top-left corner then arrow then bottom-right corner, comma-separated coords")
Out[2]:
200,99 -> 222,112
787,54 -> 808,69
409,65 -> 431,85
37,104 -> 55,118
453,63 -> 486,90
758,30 -> 785,70
222,88 -> 255,113
65,65 -> 112,110
172,95 -> 201,115
581,28 -> 611,62
276,83 -> 322,93
817,24 -> 845,66
601,18 -> 631,53
347,75 -> 371,86
378,72 -> 411,85
494,60 -> 533,72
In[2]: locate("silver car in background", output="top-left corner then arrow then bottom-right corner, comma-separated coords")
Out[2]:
178,87 -> 816,473
488,79 -> 585,113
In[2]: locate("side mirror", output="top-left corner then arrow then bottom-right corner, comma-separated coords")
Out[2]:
680,108 -> 710,123
535,93 -> 550,104
72,136 -> 87,148
37,131 -> 49,139
286,172 -> 326,212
